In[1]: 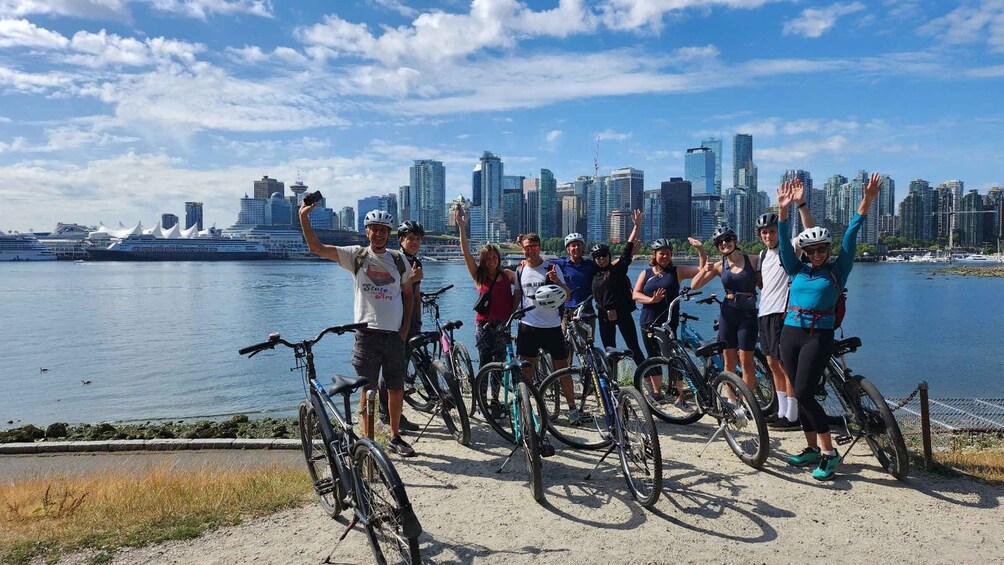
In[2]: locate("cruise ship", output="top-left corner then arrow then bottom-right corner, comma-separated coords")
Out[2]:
0,231 -> 58,261
84,222 -> 267,261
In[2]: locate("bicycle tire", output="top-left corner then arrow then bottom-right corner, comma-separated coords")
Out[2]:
474,363 -> 548,444
634,357 -> 704,425
854,376 -> 910,480
535,351 -> 554,386
431,359 -> 471,447
403,353 -> 437,413
712,371 -> 770,469
353,440 -> 423,565
817,369 -> 854,431
751,348 -> 779,417
519,381 -> 545,504
616,386 -> 663,508
539,367 -> 611,450
450,342 -> 477,417
298,401 -> 344,518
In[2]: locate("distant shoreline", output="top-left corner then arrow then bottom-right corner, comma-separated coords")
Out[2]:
936,265 -> 1004,278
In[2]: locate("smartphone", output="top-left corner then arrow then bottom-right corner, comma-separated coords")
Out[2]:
303,190 -> 323,206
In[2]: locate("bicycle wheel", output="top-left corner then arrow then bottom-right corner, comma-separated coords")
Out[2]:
817,369 -> 854,432
634,356 -> 704,425
712,371 -> 769,469
534,351 -> 554,385
431,359 -> 471,447
519,381 -> 545,503
475,363 -> 547,444
354,440 -> 423,565
538,367 -> 610,450
403,353 -> 437,413
298,401 -> 344,518
750,348 -> 779,417
450,342 -> 477,417
854,377 -> 910,480
617,387 -> 663,508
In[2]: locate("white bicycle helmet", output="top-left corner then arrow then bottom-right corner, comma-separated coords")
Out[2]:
364,209 -> 394,228
564,232 -> 585,247
533,284 -> 565,308
797,226 -> 832,247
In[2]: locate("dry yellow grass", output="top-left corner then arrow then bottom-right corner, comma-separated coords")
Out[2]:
0,462 -> 312,564
935,450 -> 1004,484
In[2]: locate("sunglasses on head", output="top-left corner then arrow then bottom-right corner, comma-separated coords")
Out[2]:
804,244 -> 829,256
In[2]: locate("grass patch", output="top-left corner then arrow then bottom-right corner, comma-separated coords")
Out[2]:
904,431 -> 1004,484
934,450 -> 1004,483
0,462 -> 312,564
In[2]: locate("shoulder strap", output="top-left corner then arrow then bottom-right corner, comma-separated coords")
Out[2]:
758,248 -> 767,272
388,249 -> 407,278
516,265 -> 524,308
352,247 -> 368,275
354,247 -> 407,279
827,263 -> 841,290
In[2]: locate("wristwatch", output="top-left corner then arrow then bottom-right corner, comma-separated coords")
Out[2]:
797,202 -> 807,208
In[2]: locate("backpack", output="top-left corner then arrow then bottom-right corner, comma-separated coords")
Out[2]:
352,247 -> 407,279
827,266 -> 847,329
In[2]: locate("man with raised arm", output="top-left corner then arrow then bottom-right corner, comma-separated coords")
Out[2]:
299,202 -> 417,457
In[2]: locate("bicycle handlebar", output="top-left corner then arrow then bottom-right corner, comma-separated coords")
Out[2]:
695,293 -> 720,305
420,285 -> 454,300
239,322 -> 369,357
506,305 -> 536,328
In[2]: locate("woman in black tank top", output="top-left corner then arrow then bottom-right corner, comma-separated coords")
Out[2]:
690,226 -> 764,393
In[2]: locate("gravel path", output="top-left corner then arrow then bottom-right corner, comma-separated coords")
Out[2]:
44,413 -> 1004,565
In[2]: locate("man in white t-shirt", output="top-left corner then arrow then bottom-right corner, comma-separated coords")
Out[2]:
756,178 -> 815,430
300,203 -> 417,457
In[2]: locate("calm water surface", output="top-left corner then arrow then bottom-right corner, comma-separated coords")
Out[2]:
1,260 -> 1002,425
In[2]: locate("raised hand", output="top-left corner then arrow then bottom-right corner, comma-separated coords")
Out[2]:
791,178 -> 805,204
547,264 -> 559,283
777,181 -> 793,209
650,287 -> 666,303
632,209 -> 643,226
412,265 -> 424,283
455,208 -> 466,228
687,237 -> 703,248
299,201 -> 317,217
864,172 -> 883,201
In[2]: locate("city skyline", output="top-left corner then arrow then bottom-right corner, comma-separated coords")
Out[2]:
1,2 -> 1003,231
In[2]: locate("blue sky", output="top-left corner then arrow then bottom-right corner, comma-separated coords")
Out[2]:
1,0 -> 1002,232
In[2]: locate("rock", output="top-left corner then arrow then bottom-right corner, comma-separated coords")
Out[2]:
230,414 -> 250,424
45,422 -> 69,438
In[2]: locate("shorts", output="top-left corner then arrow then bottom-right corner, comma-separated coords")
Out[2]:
758,313 -> 785,359
352,330 -> 407,390
718,304 -> 758,352
515,324 -> 568,360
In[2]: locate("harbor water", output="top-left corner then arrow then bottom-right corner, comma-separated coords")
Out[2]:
1,260 -> 1002,426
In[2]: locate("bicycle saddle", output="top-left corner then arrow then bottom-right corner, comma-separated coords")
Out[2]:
504,359 -> 531,373
330,374 -> 371,397
408,331 -> 440,348
443,320 -> 463,332
694,340 -> 726,358
832,336 -> 861,356
601,348 -> 634,364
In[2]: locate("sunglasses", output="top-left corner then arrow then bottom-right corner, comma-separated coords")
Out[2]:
804,245 -> 829,256
522,243 -> 540,251
592,253 -> 610,259
715,237 -> 735,245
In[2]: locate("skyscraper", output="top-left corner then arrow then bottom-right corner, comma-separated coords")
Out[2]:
338,207 -> 355,232
265,192 -> 292,226
691,194 -> 720,241
823,175 -> 847,227
185,201 -> 204,230
958,190 -> 985,247
538,169 -> 558,239
611,167 -> 644,212
470,152 -> 503,241
524,178 -> 539,234
502,188 -> 525,240
660,177 -> 692,240
782,170 -> 813,234
587,176 -> 610,242
253,175 -> 284,199
410,160 -> 446,233
685,147 -> 715,195
701,137 -> 723,195
398,184 -> 411,224
732,134 -> 753,190
560,195 -> 584,237
161,213 -> 178,229
357,194 -> 398,232
609,209 -> 631,243
236,195 -> 266,226
643,190 -> 662,242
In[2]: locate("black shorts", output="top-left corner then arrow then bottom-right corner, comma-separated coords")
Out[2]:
718,304 -> 758,352
352,330 -> 407,390
758,313 -> 785,359
515,324 -> 568,361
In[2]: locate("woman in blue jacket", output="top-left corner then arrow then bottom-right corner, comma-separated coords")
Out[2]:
777,172 -> 882,480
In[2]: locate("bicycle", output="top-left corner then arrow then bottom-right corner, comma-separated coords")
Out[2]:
472,305 -> 550,503
538,297 -> 663,508
814,336 -> 910,480
635,289 -> 770,469
396,285 -> 471,446
239,323 -> 422,564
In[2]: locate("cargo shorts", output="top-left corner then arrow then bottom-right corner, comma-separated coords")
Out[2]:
352,330 -> 407,390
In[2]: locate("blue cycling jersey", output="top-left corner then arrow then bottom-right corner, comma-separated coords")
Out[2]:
779,212 -> 863,330
551,256 -> 596,307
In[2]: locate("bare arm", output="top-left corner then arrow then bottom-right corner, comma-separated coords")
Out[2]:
456,209 -> 478,284
689,260 -> 720,290
632,270 -> 651,304
791,178 -> 816,229
299,204 -> 339,262
399,278 -> 414,342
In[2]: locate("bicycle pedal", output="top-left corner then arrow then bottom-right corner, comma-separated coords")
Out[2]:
834,434 -> 852,446
539,442 -> 556,458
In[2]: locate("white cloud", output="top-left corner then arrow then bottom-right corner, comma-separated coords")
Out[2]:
225,45 -> 309,66
143,0 -> 273,19
0,18 -> 70,49
596,129 -> 632,141
919,0 -> 1004,53
599,0 -> 779,32
757,135 -> 850,162
546,129 -> 562,143
0,0 -> 272,20
0,115 -> 11,122
67,29 -> 152,67
0,65 -> 74,93
783,2 -> 866,38
370,0 -> 418,18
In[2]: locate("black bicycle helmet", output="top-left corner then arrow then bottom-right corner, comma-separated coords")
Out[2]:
651,238 -> 672,251
756,213 -> 778,229
590,243 -> 610,257
712,225 -> 736,244
397,220 -> 425,239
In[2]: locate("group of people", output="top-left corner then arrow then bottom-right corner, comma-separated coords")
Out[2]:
297,171 -> 883,480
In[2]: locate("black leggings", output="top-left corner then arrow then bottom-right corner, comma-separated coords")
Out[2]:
779,325 -> 834,434
598,313 -> 645,365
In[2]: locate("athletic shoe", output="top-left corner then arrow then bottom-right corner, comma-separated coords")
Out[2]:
567,408 -> 593,426
769,417 -> 800,430
788,446 -> 821,467
812,451 -> 842,480
764,412 -> 780,424
388,435 -> 417,458
539,438 -> 556,458
398,415 -> 420,432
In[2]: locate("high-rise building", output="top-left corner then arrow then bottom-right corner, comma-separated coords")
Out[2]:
611,167 -> 644,212
470,152 -> 503,242
701,137 -> 723,195
161,213 -> 178,229
987,186 -> 1004,242
660,177 -> 692,241
253,175 -> 284,199
525,189 -> 539,235
398,185 -> 411,224
934,185 -> 953,242
643,190 -> 662,242
732,134 -> 753,190
338,207 -> 355,232
265,192 -> 292,226
782,170 -> 813,234
236,195 -> 266,226
560,195 -> 584,238
685,147 -> 715,195
958,190 -> 985,247
691,194 -> 721,241
185,201 -> 204,230
502,188 -> 525,240
609,209 -> 631,243
823,175 -> 848,227
411,160 -> 446,233
538,169 -> 558,239
587,176 -> 610,243
902,179 -> 934,243
809,188 -> 825,234
356,194 -> 398,232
